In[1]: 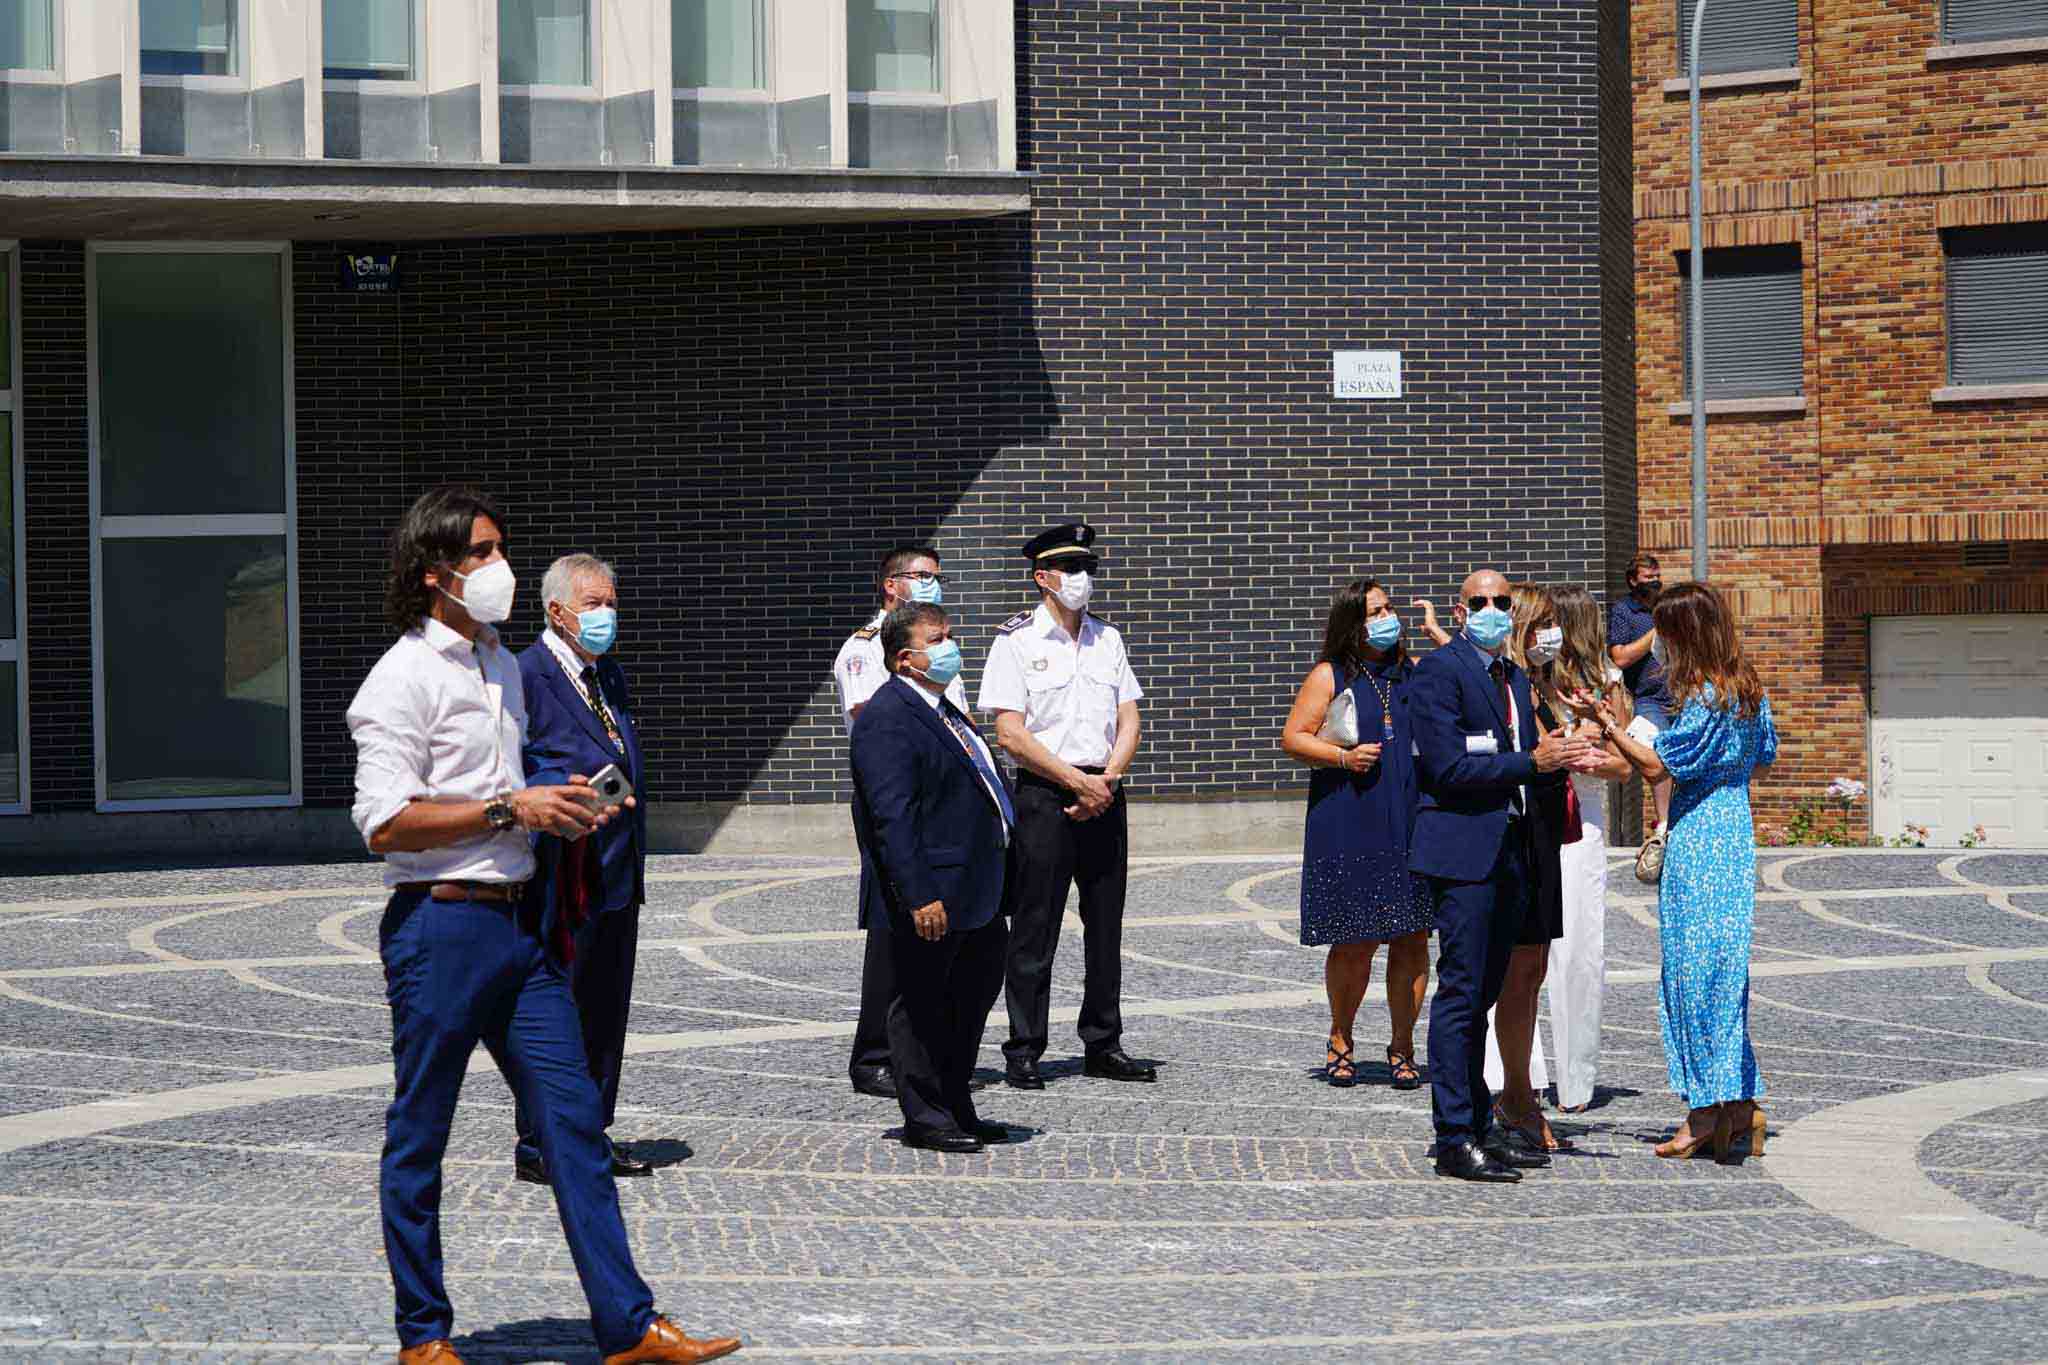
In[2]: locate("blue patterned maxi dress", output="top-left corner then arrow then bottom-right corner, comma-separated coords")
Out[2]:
1298,656 -> 1433,945
1653,690 -> 1779,1107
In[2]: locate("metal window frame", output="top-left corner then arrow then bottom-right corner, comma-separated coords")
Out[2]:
671,0 -> 772,95
498,0 -> 600,94
85,240 -> 301,815
0,241 -> 26,816
322,0 -> 428,89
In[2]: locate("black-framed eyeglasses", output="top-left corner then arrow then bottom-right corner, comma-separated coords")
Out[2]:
1466,594 -> 1513,611
890,570 -> 949,585
1042,556 -> 1099,575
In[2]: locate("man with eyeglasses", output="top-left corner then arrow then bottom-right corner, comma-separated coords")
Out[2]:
833,546 -> 969,1097
1409,568 -> 1588,1183
980,522 -> 1154,1089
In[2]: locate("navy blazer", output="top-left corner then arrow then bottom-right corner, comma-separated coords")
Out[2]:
518,638 -> 647,915
849,675 -> 1010,934
1408,632 -> 1563,883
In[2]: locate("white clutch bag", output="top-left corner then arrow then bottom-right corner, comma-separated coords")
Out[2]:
1318,684 -> 1360,748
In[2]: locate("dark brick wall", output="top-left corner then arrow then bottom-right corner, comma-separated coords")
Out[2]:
17,1 -> 1605,819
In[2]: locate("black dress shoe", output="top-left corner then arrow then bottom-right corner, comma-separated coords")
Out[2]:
513,1151 -> 548,1186
969,1121 -> 1014,1145
608,1139 -> 655,1178
849,1064 -> 898,1098
1433,1139 -> 1522,1182
1005,1058 -> 1045,1090
1084,1049 -> 1158,1082
901,1124 -> 985,1153
1484,1132 -> 1551,1169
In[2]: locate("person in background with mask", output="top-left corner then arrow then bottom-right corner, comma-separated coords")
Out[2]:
1408,568 -> 1588,1183
1279,579 -> 1433,1091
833,546 -> 969,1098
499,554 -> 652,1185
348,487 -> 739,1365
980,522 -> 1154,1090
849,602 -> 1016,1151
1608,552 -> 1674,869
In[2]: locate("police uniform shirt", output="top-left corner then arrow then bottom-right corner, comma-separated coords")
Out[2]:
976,603 -> 1143,767
833,609 -> 968,735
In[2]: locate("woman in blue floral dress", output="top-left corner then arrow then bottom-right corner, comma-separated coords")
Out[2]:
1570,582 -> 1777,1161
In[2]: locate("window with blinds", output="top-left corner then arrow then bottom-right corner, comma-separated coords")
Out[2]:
1943,0 -> 2048,44
1675,0 -> 1797,75
1677,245 -> 1804,400
325,0 -> 416,81
1946,224 -> 2048,387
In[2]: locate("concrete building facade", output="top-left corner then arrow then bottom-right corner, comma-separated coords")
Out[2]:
1,1 -> 1605,859
1625,0 -> 2048,845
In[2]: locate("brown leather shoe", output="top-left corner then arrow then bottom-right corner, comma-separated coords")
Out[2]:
604,1314 -> 741,1363
395,1342 -> 465,1364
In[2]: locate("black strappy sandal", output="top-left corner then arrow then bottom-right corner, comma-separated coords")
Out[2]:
1385,1046 -> 1422,1091
1323,1042 -> 1358,1087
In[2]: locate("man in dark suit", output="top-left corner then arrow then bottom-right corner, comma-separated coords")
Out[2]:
1410,568 -> 1585,1183
849,601 -> 1015,1153
508,553 -> 652,1183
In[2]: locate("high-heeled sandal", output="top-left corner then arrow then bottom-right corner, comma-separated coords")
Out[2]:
1654,1106 -> 1721,1159
1322,1042 -> 1357,1088
1385,1046 -> 1422,1091
1495,1099 -> 1575,1153
1715,1101 -> 1767,1162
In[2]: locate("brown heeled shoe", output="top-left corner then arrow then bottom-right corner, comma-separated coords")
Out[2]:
1654,1106 -> 1721,1159
1716,1101 -> 1767,1162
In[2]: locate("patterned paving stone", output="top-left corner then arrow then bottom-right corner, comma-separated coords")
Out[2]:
2,848 -> 2046,1361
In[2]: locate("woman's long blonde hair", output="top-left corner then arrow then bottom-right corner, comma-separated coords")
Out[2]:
1502,583 -> 1554,674
1543,584 -> 1609,700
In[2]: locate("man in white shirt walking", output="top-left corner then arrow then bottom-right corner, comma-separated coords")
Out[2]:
831,546 -> 967,1098
348,486 -> 738,1365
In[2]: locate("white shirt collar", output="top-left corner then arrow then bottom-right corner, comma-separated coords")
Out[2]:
543,624 -> 591,680
897,673 -> 949,709
419,615 -> 498,658
1033,601 -> 1091,643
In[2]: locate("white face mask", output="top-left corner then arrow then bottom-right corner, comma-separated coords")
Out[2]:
1527,625 -> 1563,666
1051,570 -> 1093,613
448,558 -> 516,624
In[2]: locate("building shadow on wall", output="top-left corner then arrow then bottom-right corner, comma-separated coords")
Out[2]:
386,212 -> 1053,847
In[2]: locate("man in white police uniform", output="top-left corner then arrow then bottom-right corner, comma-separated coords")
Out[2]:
832,545 -> 968,1097
979,523 -> 1154,1089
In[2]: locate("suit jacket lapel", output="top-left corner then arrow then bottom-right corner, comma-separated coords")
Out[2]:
1454,633 -> 1511,734
895,678 -> 1002,812
546,654 -> 616,755
602,660 -> 640,779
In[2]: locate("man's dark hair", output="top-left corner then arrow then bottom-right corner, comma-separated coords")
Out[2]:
878,544 -> 941,599
881,602 -> 948,672
385,485 -> 507,631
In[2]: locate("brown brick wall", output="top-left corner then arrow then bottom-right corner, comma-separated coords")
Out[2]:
1627,0 -> 2048,837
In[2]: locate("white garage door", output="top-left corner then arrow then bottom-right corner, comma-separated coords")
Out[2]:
1871,614 -> 2048,849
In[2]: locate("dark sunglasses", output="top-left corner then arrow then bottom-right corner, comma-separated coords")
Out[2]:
1465,595 -> 1513,611
1042,556 -> 1099,575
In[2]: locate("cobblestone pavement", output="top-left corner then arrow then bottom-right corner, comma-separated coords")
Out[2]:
1,849 -> 2046,1362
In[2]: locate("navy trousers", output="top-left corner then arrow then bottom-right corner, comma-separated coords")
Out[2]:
378,890 -> 654,1353
507,903 -> 642,1166
888,914 -> 1008,1135
850,863 -> 896,1076
1424,830 -> 1531,1145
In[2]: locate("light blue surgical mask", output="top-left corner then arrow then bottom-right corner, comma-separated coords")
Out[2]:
1465,605 -> 1513,651
574,606 -> 617,656
908,575 -> 944,606
915,639 -> 962,686
1366,615 -> 1403,650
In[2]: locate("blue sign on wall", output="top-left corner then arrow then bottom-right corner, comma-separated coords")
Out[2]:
341,252 -> 400,292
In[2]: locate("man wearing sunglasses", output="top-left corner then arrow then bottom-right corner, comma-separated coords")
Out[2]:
833,546 -> 969,1098
1409,568 -> 1589,1183
980,522 -> 1154,1089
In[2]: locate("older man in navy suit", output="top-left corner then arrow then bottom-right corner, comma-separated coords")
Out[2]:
1410,567 -> 1587,1183
507,553 -> 652,1184
849,601 -> 1016,1153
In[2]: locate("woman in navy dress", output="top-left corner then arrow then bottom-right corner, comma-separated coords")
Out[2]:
1572,582 -> 1778,1161
1281,579 -> 1435,1088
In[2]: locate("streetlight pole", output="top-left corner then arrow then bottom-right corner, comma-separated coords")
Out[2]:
1688,0 -> 1710,582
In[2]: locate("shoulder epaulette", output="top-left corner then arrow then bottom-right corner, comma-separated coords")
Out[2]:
852,625 -> 880,641
995,611 -> 1034,635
